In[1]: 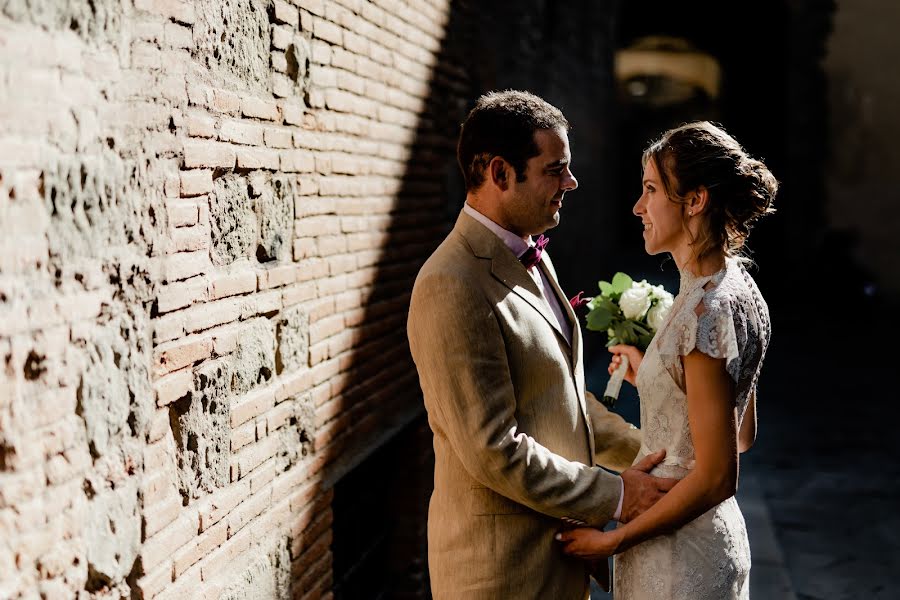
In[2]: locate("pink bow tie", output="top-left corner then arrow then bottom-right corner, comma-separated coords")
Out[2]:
519,234 -> 548,269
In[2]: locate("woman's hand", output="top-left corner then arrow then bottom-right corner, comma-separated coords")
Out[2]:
556,527 -> 626,560
608,345 -> 644,386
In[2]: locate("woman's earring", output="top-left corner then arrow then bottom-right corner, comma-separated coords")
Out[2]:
688,210 -> 694,216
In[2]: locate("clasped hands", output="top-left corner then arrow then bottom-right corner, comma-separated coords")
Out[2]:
556,449 -> 677,560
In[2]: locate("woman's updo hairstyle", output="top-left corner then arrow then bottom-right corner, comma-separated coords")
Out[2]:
642,121 -> 778,261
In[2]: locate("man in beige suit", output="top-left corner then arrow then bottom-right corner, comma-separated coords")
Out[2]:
407,90 -> 676,598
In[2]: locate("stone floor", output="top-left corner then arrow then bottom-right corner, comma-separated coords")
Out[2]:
587,301 -> 900,599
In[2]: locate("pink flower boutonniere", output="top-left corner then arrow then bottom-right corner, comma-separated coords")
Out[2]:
569,291 -> 591,311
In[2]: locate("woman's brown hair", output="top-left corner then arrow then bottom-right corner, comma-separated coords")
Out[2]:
642,121 -> 778,262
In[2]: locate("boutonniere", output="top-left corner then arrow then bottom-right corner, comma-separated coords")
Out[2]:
569,290 -> 591,310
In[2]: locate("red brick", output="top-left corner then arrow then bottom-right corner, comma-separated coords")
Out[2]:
183,140 -> 235,169
219,120 -> 265,145
257,264 -> 297,289
165,22 -> 193,48
155,367 -> 193,407
271,50 -> 287,72
156,276 -> 208,313
144,494 -> 182,539
153,336 -> 213,376
281,149 -> 316,172
167,201 -> 200,227
200,525 -> 252,582
276,369 -> 313,403
249,459 -> 277,494
266,401 -> 295,432
273,0 -> 299,26
297,0 -> 326,18
264,126 -> 294,148
197,481 -> 250,532
272,25 -> 293,50
173,518 -> 227,578
164,250 -> 210,282
231,421 -> 256,452
211,323 -> 241,355
211,88 -> 241,113
142,513 -> 197,573
170,225 -> 209,253
236,147 -> 280,170
148,407 -> 171,443
292,237 -> 318,260
133,560 -> 173,600
242,97 -> 280,121
282,101 -> 306,125
233,435 -> 280,481
208,270 -> 257,300
313,16 -> 343,45
231,386 -> 276,427
182,297 -> 242,333
227,487 -> 272,540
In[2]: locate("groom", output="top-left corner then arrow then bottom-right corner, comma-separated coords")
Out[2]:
407,90 -> 676,599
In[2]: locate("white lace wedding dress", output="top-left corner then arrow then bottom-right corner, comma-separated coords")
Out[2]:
613,257 -> 771,599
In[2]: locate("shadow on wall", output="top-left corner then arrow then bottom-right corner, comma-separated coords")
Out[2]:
325,1 -> 624,597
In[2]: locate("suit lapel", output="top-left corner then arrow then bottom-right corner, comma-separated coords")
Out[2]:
539,254 -> 593,457
456,211 -> 567,342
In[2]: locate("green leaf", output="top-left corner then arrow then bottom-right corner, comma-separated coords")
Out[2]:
586,306 -> 613,331
631,321 -> 651,336
611,272 -> 633,294
613,322 -> 637,346
598,280 -> 614,296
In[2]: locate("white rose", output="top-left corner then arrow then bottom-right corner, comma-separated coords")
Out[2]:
647,295 -> 674,331
619,284 -> 652,320
651,284 -> 671,300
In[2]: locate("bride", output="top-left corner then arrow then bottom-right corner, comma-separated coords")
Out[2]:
556,121 -> 777,599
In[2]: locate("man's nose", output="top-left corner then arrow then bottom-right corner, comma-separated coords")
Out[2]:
562,170 -> 578,191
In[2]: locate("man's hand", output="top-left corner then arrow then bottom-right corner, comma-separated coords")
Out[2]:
618,449 -> 678,523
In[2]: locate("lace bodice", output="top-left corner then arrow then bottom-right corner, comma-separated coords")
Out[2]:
613,257 -> 771,599
635,257 -> 770,471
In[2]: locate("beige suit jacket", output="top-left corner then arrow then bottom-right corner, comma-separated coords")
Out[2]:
407,210 -> 641,599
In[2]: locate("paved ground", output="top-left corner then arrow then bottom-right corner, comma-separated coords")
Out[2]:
587,301 -> 900,599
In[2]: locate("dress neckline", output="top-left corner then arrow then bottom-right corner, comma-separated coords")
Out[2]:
678,257 -> 731,295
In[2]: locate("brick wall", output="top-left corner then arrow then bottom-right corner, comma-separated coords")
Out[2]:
0,1 -> 618,598
0,0 -> 454,597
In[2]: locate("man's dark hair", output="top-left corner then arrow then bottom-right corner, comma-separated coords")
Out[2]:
457,90 -> 569,192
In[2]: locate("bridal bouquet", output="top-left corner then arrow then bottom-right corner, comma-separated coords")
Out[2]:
583,273 -> 674,407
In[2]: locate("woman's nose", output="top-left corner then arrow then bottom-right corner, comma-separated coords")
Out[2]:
633,195 -> 644,216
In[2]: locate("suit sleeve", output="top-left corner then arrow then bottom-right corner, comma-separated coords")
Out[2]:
586,391 -> 642,473
407,271 -> 621,526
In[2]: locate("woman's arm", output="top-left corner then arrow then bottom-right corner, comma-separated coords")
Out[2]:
738,389 -> 757,453
557,348 -> 738,557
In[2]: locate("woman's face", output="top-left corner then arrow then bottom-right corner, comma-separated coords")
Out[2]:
633,157 -> 688,256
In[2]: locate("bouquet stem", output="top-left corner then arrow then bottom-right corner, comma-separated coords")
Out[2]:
602,354 -> 629,408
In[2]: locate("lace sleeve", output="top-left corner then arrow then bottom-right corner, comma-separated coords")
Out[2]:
694,295 -> 741,379
660,287 -> 743,393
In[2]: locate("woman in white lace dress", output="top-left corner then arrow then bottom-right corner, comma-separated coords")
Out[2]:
556,121 -> 778,599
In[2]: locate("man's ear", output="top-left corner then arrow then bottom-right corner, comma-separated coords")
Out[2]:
689,186 -> 710,215
489,157 -> 511,191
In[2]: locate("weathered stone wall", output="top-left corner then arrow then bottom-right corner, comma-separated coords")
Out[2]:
0,0 -> 453,598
